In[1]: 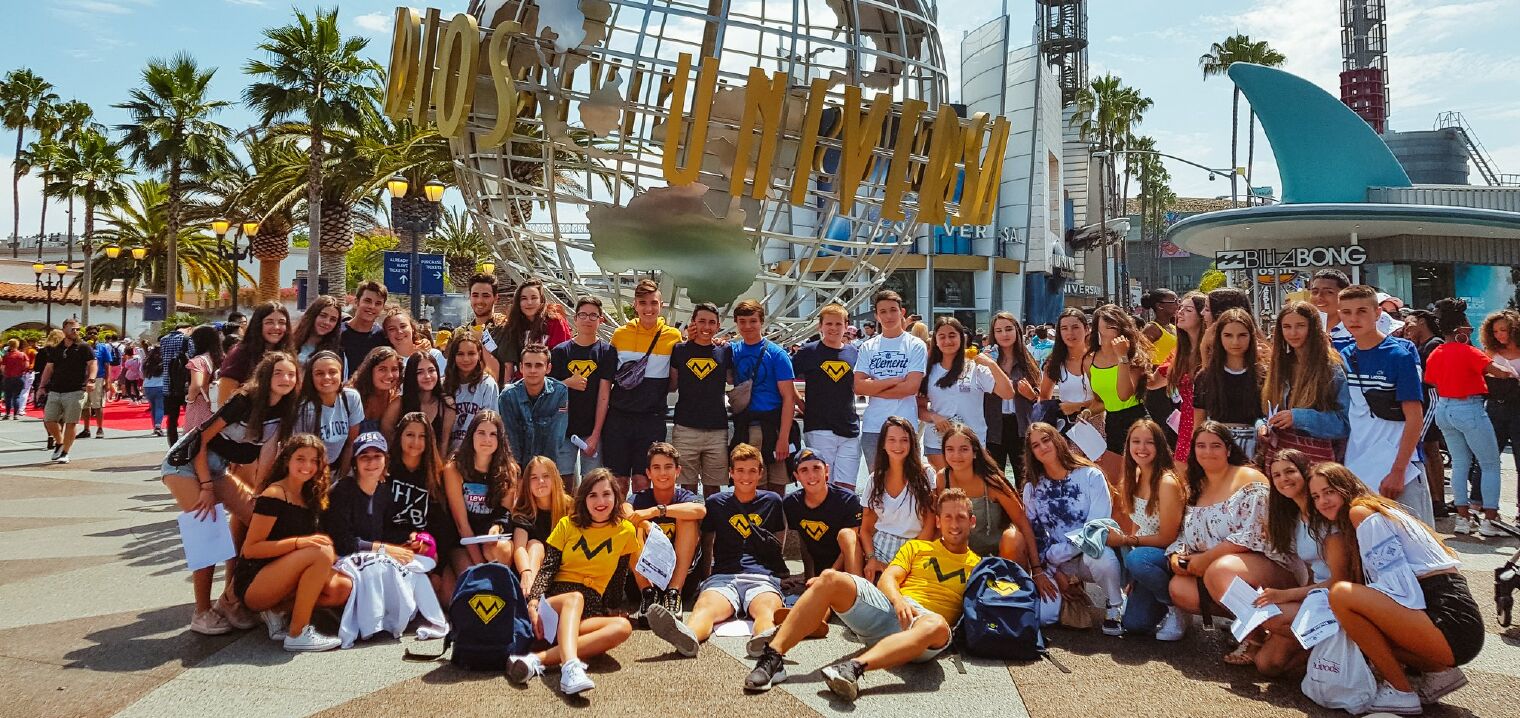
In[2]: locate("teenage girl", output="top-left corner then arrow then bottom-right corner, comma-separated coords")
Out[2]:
234,434 -> 351,652
985,311 -> 1040,481
1141,289 -> 1180,440
384,307 -> 447,372
289,350 -> 363,479
443,410 -> 520,583
499,278 -> 572,381
918,316 -> 1014,469
1107,420 -> 1187,638
444,333 -> 499,453
347,346 -> 402,434
1167,291 -> 1209,462
384,412 -> 447,597
858,416 -> 936,581
935,424 -> 1040,565
508,468 -> 639,697
381,351 -> 455,443
1039,308 -> 1098,422
291,295 -> 344,366
217,301 -> 293,405
1258,301 -> 1350,467
507,455 -> 574,599
1087,304 -> 1152,479
1193,308 -> 1266,458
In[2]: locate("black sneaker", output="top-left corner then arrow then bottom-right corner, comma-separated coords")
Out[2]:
636,586 -> 659,625
821,659 -> 865,702
744,647 -> 788,691
46,436 -> 55,450
76,430 -> 90,439
663,588 -> 683,621
51,445 -> 64,461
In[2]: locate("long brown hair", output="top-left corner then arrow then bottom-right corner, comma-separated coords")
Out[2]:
1024,421 -> 1098,486
1196,307 -> 1265,418
451,409 -> 519,510
290,295 -> 343,355
924,316 -> 969,391
238,301 -> 294,358
512,455 -> 573,529
571,468 -> 628,529
1169,291 -> 1209,393
1120,419 -> 1179,516
940,423 -> 1015,497
240,352 -> 300,443
443,332 -> 487,395
1184,420 -> 1254,505
868,416 -> 934,519
1263,301 -> 1342,412
1307,462 -> 1454,581
991,311 -> 1038,382
391,411 -> 444,502
1265,448 -> 1315,557
506,278 -> 552,346
1087,304 -> 1152,369
262,433 -> 332,511
1044,308 -> 1091,384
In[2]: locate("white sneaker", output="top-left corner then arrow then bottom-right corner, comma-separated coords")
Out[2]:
1367,681 -> 1422,715
190,607 -> 232,636
282,624 -> 341,652
1415,667 -> 1467,705
1452,515 -> 1472,535
1101,605 -> 1124,636
1155,606 -> 1187,642
1478,518 -> 1503,538
262,610 -> 289,640
507,653 -> 544,685
646,604 -> 700,657
54,452 -> 69,464
559,658 -> 595,695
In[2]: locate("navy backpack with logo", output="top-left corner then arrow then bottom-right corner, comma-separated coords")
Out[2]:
408,562 -> 534,671
960,557 -> 1045,660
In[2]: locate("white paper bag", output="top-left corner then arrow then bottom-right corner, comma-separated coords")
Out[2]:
1291,588 -> 1339,649
1301,629 -> 1377,713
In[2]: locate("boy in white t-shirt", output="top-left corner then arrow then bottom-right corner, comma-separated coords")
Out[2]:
853,290 -> 927,474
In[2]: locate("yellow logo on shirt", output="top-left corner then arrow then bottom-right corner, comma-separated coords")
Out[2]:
799,519 -> 830,541
566,359 -> 598,378
468,594 -> 505,623
987,579 -> 1021,596
686,357 -> 718,380
821,360 -> 852,382
658,522 -> 677,540
728,513 -> 764,538
573,536 -> 615,559
925,557 -> 968,584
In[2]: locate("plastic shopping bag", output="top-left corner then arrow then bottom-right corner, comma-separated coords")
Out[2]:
1300,629 -> 1376,713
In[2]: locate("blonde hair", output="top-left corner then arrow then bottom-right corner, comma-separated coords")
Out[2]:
818,303 -> 848,321
511,456 -> 573,530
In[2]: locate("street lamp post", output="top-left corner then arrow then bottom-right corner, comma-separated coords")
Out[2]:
213,219 -> 252,315
105,246 -> 146,337
386,176 -> 447,318
33,263 -> 68,328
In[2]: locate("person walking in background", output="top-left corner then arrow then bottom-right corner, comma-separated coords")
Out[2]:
2,338 -> 30,419
142,341 -> 166,436
1477,309 -> 1520,519
39,319 -> 95,463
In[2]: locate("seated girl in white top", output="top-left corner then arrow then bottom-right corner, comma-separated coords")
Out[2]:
1105,419 -> 1187,639
1022,422 -> 1124,636
1251,449 -> 1351,678
858,416 -> 936,581
1308,462 -> 1481,714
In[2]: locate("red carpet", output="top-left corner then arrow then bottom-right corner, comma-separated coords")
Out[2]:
25,397 -> 161,431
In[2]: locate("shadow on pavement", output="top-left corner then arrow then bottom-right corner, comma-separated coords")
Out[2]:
62,605 -> 242,673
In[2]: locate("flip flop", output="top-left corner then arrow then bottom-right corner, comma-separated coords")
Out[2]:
1222,638 -> 1262,666
774,607 -> 830,639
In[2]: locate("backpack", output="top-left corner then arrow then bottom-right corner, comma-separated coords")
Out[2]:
166,351 -> 191,399
407,562 -> 534,671
959,557 -> 1045,661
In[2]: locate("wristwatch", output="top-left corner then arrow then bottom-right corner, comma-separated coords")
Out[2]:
657,504 -> 667,519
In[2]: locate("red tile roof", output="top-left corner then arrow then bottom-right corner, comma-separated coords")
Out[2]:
0,282 -> 201,310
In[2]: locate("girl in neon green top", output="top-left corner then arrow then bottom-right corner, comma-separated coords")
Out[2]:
1087,305 -> 1153,465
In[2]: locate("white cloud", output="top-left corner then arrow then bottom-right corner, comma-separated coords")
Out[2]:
353,11 -> 393,35
224,0 -> 266,6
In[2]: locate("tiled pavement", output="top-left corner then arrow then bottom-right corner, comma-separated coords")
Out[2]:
1,416 -> 1516,717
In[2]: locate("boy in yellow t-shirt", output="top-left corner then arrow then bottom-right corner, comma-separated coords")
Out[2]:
741,489 -> 980,701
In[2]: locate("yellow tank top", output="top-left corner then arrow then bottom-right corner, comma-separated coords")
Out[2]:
1090,363 -> 1142,412
1149,323 -> 1177,366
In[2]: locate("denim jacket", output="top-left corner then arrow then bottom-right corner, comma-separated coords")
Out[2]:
499,377 -> 569,462
1282,364 -> 1352,440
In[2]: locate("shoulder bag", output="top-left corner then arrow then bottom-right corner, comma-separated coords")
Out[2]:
1349,349 -> 1406,422
613,325 -> 663,391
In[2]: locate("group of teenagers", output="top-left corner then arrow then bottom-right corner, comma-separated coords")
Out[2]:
154,270 -> 1503,713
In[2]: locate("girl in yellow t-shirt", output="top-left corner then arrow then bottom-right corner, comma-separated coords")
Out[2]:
507,468 -> 640,696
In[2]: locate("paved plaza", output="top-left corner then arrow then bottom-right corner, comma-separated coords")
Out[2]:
2,418 -> 1518,718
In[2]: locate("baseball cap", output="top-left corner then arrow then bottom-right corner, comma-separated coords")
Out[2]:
1376,292 -> 1404,311
787,448 -> 828,478
353,432 -> 388,456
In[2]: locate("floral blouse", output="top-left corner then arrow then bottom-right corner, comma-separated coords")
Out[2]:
1171,481 -> 1280,563
1130,496 -> 1163,538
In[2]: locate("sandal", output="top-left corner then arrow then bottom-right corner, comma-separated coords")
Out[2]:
1222,638 -> 1262,666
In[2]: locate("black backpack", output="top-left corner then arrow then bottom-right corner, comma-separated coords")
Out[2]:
408,562 -> 534,671
165,351 -> 191,399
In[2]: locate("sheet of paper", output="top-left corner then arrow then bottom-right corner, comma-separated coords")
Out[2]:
459,534 -> 511,545
1291,588 -> 1339,649
1066,419 -> 1108,460
634,524 -> 677,590
539,594 -> 559,645
713,619 -> 754,637
1166,409 -> 1181,433
1220,576 -> 1282,642
178,504 -> 236,571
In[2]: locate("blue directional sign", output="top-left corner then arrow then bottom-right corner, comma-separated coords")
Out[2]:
142,294 -> 167,321
384,251 -> 446,296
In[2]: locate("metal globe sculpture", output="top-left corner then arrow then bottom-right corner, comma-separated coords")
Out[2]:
384,0 -> 1010,337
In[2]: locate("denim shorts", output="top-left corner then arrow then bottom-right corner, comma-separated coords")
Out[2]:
554,437 -> 602,480
839,574 -> 946,662
699,573 -> 782,615
161,449 -> 229,481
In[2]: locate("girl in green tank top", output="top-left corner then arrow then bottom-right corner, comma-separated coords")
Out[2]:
935,425 -> 1041,564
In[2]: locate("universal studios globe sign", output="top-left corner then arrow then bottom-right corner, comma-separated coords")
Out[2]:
386,1 -> 1012,336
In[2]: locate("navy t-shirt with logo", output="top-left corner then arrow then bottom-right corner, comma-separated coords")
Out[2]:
791,340 -> 860,438
670,340 -> 730,430
702,490 -> 788,577
550,338 -> 618,439
630,486 -> 702,541
783,485 -> 862,571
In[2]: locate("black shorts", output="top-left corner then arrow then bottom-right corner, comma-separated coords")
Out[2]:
1420,572 -> 1484,666
1104,404 -> 1150,455
601,409 -> 667,477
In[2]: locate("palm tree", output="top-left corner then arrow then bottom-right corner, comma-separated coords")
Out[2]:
1200,35 -> 1283,206
115,53 -> 234,316
244,7 -> 380,307
1,68 -> 57,257
89,179 -> 245,305
197,131 -> 303,302
47,99 -> 99,261
427,206 -> 493,290
50,129 -> 128,324
1071,73 -> 1151,303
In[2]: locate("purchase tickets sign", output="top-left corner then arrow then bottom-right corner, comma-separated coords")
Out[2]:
382,6 -> 1010,228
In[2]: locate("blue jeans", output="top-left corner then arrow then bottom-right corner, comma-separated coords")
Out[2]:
2,377 -> 23,416
1436,396 -> 1502,510
144,385 -> 166,429
1122,546 -> 1172,634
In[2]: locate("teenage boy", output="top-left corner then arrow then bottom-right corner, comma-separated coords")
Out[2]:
466,272 -> 510,382
628,442 -> 707,620
1339,284 -> 1433,524
729,299 -> 798,493
605,278 -> 682,493
646,444 -> 788,659
79,328 -> 112,439
499,343 -> 569,465
669,302 -> 731,495
791,303 -> 861,489
550,296 -> 615,485
783,449 -> 863,579
744,489 -> 980,698
1312,269 -> 1393,351
39,319 -> 95,464
341,281 -> 390,377
854,290 -> 927,472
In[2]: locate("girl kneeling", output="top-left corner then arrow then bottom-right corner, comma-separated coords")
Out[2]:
508,469 -> 638,696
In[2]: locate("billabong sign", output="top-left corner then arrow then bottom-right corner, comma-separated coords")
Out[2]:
1215,245 -> 1366,271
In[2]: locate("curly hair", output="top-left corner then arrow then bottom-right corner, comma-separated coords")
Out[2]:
262,433 -> 332,511
1479,309 -> 1520,352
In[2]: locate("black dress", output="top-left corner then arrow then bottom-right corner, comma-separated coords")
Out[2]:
232,495 -> 319,601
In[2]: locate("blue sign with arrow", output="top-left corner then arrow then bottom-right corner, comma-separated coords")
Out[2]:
384,251 -> 446,296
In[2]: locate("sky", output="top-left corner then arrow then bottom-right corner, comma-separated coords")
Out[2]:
2,0 -> 1517,236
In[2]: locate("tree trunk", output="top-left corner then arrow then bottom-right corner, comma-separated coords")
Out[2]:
36,181 -> 47,260
81,191 -> 93,325
1230,88 -> 1240,208
166,159 -> 181,317
306,125 -> 324,308
66,195 -> 74,263
11,129 -> 21,258
259,252 -> 283,303
317,199 -> 353,297
1246,110 -> 1257,205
